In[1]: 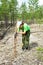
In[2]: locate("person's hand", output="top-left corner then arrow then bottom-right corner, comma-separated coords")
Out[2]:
16,31 -> 19,34
19,32 -> 26,34
17,31 -> 26,34
19,32 -> 22,34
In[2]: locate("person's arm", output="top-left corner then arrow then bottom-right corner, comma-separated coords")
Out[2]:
18,24 -> 26,34
19,31 -> 26,34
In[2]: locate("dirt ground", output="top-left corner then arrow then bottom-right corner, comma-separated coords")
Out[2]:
0,24 -> 43,65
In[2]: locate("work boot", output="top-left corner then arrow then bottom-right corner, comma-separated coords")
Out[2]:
22,46 -> 25,50
26,47 -> 28,50
26,46 -> 30,50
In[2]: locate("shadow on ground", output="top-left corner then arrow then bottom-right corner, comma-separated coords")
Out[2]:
30,42 -> 38,50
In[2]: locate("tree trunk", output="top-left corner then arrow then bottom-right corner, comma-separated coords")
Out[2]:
4,14 -> 8,28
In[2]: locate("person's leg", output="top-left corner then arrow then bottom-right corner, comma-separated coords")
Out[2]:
25,30 -> 30,50
22,35 -> 25,50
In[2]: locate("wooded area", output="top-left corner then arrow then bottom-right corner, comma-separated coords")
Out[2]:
0,0 -> 43,39
0,0 -> 43,65
0,0 -> 43,25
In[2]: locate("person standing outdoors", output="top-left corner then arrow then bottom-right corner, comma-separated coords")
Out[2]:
17,21 -> 30,50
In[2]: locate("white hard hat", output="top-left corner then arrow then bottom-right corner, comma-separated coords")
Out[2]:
17,21 -> 22,27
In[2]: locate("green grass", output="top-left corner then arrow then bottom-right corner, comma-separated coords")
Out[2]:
36,47 -> 43,61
